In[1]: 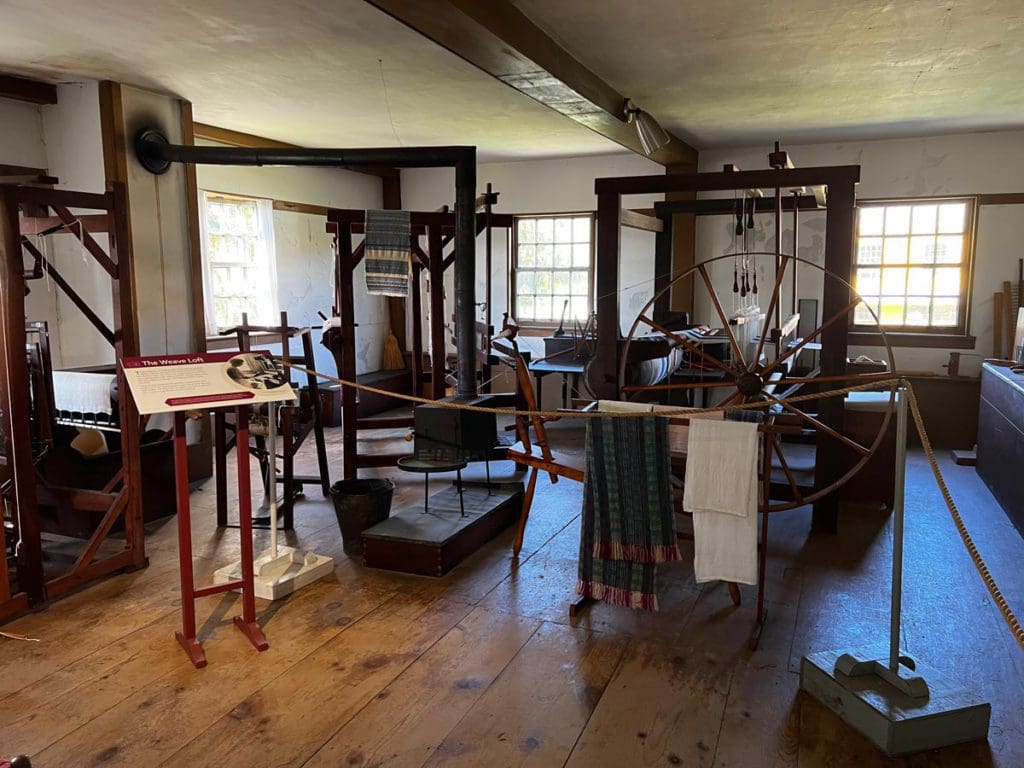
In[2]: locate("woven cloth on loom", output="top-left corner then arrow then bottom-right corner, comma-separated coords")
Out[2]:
364,209 -> 411,297
575,415 -> 680,611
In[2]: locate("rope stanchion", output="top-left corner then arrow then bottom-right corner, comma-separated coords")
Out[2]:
282,360 -> 1023,649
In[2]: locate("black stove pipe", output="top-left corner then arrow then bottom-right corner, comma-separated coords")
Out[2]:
134,129 -> 478,398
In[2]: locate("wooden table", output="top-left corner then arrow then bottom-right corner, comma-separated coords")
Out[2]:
529,359 -> 586,409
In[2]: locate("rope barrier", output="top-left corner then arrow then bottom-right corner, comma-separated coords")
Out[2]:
904,384 -> 1024,651
284,361 -> 1023,649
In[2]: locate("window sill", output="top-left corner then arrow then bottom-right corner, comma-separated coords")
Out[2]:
205,331 -> 282,350
516,324 -> 564,336
848,331 -> 976,350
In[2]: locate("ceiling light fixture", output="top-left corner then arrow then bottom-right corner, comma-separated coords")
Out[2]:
624,99 -> 670,156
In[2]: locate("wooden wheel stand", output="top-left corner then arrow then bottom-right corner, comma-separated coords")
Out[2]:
173,407 -> 268,668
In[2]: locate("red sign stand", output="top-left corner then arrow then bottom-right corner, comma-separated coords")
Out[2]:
173,406 -> 268,668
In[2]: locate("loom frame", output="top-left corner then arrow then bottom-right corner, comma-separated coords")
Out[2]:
325,201 -> 513,480
0,183 -> 146,620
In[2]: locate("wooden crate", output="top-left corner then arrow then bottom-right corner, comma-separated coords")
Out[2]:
361,482 -> 523,576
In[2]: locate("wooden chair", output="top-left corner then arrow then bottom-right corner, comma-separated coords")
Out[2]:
493,329 -> 585,556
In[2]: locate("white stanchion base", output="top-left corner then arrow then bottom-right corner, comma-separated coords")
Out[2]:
213,547 -> 334,601
800,646 -> 990,756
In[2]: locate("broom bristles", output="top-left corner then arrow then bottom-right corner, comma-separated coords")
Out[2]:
383,330 -> 405,370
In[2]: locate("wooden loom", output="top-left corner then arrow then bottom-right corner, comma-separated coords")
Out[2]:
592,154 -> 883,532
0,184 -> 145,620
325,199 -> 513,480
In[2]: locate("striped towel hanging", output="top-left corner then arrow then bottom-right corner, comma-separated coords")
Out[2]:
364,209 -> 411,297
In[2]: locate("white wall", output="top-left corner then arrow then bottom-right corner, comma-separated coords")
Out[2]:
697,131 -> 1024,375
0,98 -> 46,167
2,95 -> 64,357
196,157 -> 383,374
38,82 -> 113,369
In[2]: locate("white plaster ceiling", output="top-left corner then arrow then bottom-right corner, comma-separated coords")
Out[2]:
0,0 -> 617,160
512,0 -> 1024,147
0,0 -> 1021,158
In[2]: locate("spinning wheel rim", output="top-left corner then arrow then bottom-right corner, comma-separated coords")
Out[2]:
619,251 -> 898,513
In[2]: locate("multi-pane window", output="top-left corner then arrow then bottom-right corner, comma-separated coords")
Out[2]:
853,198 -> 974,331
200,192 -> 278,332
513,214 -> 593,324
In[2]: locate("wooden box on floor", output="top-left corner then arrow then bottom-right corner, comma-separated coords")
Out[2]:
361,482 -> 523,576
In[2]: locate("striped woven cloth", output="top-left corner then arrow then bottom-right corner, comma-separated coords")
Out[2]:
575,415 -> 680,611
364,209 -> 411,297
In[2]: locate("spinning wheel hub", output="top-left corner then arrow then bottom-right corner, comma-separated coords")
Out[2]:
737,371 -> 765,397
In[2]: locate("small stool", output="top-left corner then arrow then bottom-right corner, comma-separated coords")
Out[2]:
397,455 -> 468,516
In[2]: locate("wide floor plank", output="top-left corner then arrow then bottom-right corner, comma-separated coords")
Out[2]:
303,607 -> 541,768
165,594 -> 472,767
424,621 -> 627,767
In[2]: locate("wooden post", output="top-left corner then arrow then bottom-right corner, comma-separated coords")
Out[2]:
411,259 -> 424,398
427,224 -> 446,399
337,225 -> 358,480
812,179 -> 857,533
594,192 -> 621,399
653,212 -> 674,324
110,182 -> 145,568
0,188 -> 44,601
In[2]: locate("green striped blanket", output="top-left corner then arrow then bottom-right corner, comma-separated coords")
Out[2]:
576,415 -> 680,611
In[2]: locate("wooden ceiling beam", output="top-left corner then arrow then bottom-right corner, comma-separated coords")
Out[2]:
364,0 -> 697,167
192,122 -> 400,179
0,74 -> 57,105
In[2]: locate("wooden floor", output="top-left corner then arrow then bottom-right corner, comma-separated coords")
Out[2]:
2,421 -> 1023,767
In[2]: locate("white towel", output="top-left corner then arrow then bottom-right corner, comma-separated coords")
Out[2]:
651,405 -> 724,455
683,418 -> 759,585
52,371 -> 116,415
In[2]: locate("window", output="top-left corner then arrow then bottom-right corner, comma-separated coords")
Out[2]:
852,198 -> 975,334
512,214 -> 593,325
199,192 -> 278,332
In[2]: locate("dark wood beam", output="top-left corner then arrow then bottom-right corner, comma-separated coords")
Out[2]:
0,74 -> 57,105
0,164 -> 57,186
364,0 -> 697,167
192,122 -> 400,180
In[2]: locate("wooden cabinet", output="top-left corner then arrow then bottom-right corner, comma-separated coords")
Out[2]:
977,362 -> 1024,536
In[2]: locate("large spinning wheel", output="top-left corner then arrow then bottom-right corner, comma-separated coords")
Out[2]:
619,251 -> 897,513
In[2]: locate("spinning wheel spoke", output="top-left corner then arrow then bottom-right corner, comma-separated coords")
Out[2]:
697,264 -> 746,369
769,433 -> 804,504
777,371 -> 896,386
715,389 -> 744,408
766,393 -> 870,456
750,255 -> 791,372
622,379 -> 729,394
762,296 -> 862,379
638,315 -> 736,378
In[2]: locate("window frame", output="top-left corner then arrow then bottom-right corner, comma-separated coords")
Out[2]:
199,190 -> 279,334
510,211 -> 595,331
849,195 -> 978,345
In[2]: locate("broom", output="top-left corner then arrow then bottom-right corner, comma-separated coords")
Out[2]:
383,326 -> 405,370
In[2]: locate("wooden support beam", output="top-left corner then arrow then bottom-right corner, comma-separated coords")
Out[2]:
20,238 -> 117,345
181,101 -> 208,354
619,208 -> 663,233
273,199 -> 329,216
365,0 -> 697,166
0,164 -> 58,186
193,122 -> 399,180
0,188 -> 45,602
18,213 -> 110,235
0,74 -> 57,104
